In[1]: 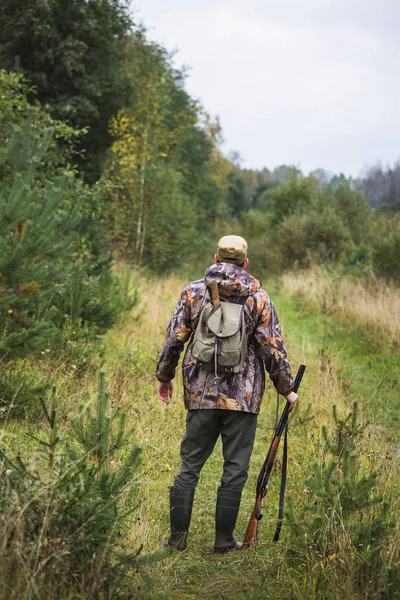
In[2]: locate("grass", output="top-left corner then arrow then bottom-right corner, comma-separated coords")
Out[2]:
1,268 -> 400,599
278,269 -> 400,432
280,268 -> 400,344
106,271 -> 400,599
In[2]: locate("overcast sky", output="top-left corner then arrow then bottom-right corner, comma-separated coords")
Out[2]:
133,0 -> 400,177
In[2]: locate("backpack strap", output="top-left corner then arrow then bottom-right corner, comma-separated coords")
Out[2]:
192,281 -> 212,331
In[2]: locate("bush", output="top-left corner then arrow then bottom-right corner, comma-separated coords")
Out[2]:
279,207 -> 352,268
371,216 -> 400,281
0,87 -> 137,361
0,374 -> 141,599
286,403 -> 394,596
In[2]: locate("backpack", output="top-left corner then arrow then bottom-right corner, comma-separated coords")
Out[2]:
191,281 -> 248,376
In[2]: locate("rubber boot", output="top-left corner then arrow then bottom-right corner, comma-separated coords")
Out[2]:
214,487 -> 243,553
167,486 -> 195,551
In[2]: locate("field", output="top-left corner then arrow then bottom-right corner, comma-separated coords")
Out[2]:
111,269 -> 400,599
2,268 -> 400,599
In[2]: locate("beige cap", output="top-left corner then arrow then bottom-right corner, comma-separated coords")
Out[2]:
217,235 -> 248,264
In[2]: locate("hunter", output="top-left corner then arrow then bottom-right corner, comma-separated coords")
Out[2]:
156,235 -> 298,552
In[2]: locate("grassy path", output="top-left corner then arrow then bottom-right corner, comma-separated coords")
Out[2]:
275,291 -> 400,437
102,274 -> 399,599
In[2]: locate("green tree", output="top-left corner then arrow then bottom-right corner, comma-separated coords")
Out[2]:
226,167 -> 252,217
260,175 -> 316,225
0,98 -> 135,361
371,215 -> 400,280
0,0 -> 133,181
107,35 -> 224,270
0,379 -> 141,598
330,183 -> 372,246
0,112 -> 80,356
287,404 -> 392,592
279,206 -> 351,268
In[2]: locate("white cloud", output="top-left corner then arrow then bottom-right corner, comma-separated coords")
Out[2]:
133,0 -> 400,176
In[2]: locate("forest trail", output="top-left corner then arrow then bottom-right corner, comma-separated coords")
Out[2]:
102,272 -> 400,600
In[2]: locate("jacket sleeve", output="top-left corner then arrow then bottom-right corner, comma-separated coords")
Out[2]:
254,293 -> 294,396
156,287 -> 192,383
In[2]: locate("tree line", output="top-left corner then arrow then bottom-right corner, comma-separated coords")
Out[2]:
0,0 -> 399,368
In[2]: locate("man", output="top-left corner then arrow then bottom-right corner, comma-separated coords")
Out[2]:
156,235 -> 298,553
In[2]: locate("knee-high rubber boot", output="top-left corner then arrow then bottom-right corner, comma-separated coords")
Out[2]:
214,487 -> 243,553
167,486 -> 195,551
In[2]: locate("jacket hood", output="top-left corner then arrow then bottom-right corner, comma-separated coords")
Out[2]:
204,262 -> 261,298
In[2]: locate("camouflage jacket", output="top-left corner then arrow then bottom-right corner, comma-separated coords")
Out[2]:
156,263 -> 294,414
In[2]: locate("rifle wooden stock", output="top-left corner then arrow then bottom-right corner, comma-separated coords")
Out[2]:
208,280 -> 220,309
243,364 -> 306,548
243,489 -> 263,548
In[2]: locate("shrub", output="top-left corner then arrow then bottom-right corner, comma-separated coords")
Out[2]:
286,403 -> 394,596
279,207 -> 352,268
0,374 -> 141,599
371,216 -> 400,281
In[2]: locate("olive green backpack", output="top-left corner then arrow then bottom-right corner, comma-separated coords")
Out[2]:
191,281 -> 248,376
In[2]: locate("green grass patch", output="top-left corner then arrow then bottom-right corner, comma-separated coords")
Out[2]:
274,291 -> 400,437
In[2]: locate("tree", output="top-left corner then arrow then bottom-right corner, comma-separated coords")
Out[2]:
107,35 -> 224,270
0,112 -> 80,356
287,404 -> 392,590
358,162 -> 400,212
262,175 -> 317,225
0,82 -> 134,360
0,378 -> 141,598
330,183 -> 372,246
226,167 -> 252,216
0,0 -> 133,181
279,206 -> 351,268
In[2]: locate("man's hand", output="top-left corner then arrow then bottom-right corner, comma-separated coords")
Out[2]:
158,381 -> 173,404
285,391 -> 298,412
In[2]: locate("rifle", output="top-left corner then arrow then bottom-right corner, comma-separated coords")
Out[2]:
243,364 -> 306,548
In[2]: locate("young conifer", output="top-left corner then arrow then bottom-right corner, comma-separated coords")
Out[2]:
0,374 -> 141,598
286,402 -> 393,592
0,109 -> 80,357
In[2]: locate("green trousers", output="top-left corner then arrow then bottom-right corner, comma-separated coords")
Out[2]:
174,409 -> 258,491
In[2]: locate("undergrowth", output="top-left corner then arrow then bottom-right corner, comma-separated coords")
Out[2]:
0,269 -> 399,599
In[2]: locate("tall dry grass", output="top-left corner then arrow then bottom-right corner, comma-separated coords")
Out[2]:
280,268 -> 400,343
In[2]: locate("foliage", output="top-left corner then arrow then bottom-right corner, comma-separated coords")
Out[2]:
107,34 -> 224,271
371,215 -> 400,281
0,112 -> 80,357
260,175 -> 316,225
330,183 -> 372,246
233,173 -> 398,279
0,360 -> 51,420
358,161 -> 400,212
0,377 -> 141,600
0,0 -> 133,181
226,166 -> 252,216
286,403 -> 394,594
0,70 -> 30,145
0,69 -> 84,182
279,205 -> 352,268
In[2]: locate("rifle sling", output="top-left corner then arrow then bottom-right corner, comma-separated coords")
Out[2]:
273,420 -> 288,543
